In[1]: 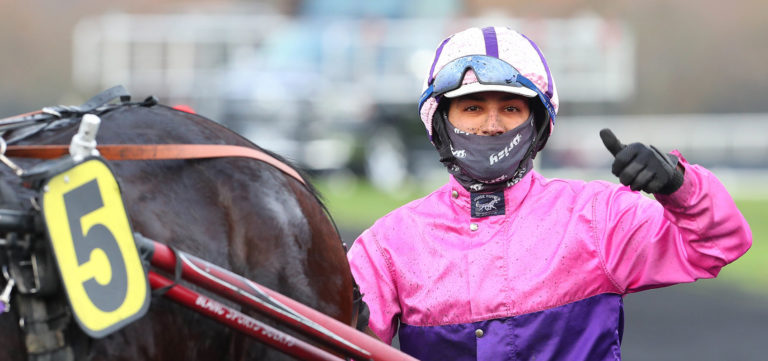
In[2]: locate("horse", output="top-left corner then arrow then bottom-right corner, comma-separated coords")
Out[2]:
0,92 -> 356,360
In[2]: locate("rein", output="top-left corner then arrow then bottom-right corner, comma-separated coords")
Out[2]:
5,144 -> 307,186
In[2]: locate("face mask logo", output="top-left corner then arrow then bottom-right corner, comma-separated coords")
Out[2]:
489,133 -> 522,165
450,145 -> 466,159
453,127 -> 471,135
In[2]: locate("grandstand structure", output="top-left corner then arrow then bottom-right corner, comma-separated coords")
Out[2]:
72,12 -> 768,194
72,13 -> 635,184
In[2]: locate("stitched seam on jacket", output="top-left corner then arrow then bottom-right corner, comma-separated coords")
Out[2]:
659,168 -> 728,267
402,293 -> 624,328
372,187 -> 446,329
368,228 -> 405,341
409,290 -> 621,326
592,193 -> 625,294
370,229 -> 400,298
683,174 -> 728,267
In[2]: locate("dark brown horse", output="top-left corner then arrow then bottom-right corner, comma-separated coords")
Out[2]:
0,96 -> 355,360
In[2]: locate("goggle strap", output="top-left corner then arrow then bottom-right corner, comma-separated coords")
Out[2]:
418,84 -> 434,112
516,77 -> 556,125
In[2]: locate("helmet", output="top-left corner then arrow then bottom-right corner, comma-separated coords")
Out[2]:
418,26 -> 559,151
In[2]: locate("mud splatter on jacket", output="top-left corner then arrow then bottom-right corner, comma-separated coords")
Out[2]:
347,152 -> 751,360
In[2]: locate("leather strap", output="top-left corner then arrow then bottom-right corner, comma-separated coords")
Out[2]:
6,144 -> 306,185
74,85 -> 131,113
0,110 -> 43,124
0,86 -> 130,128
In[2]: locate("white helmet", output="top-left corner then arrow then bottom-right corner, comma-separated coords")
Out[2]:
418,26 -> 559,151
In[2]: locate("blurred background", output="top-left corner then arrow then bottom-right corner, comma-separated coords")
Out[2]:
1,0 -> 766,359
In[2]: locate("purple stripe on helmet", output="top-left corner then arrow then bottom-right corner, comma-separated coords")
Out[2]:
520,33 -> 553,99
428,37 -> 452,85
481,27 -> 499,58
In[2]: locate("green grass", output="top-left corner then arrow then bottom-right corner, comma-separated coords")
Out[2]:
315,176 -> 767,297
314,176 -> 433,230
716,198 -> 767,295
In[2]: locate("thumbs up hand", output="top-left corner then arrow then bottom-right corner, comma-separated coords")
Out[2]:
599,129 -> 684,195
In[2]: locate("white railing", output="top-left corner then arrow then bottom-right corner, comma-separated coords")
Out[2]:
72,13 -> 635,118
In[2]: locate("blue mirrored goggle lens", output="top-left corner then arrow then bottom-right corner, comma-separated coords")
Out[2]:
431,55 -> 525,96
425,55 -> 556,124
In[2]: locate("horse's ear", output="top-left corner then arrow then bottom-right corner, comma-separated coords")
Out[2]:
140,96 -> 159,107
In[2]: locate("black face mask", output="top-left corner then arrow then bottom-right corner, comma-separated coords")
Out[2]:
445,113 -> 535,185
433,106 -> 537,193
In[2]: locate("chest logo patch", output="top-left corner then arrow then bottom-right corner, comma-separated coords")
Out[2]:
471,191 -> 505,218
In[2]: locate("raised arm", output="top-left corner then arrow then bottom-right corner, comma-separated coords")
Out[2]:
597,129 -> 752,293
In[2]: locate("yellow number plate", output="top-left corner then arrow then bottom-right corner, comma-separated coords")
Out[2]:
42,157 -> 149,338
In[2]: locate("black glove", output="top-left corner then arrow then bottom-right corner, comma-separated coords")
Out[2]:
599,128 -> 684,195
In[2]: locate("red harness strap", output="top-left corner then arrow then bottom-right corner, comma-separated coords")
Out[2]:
6,144 -> 306,185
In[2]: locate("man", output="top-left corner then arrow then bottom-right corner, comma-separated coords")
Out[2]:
347,26 -> 751,360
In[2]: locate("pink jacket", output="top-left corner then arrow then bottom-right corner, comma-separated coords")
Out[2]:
347,153 -> 751,360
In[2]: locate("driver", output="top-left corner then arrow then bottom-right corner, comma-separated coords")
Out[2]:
347,26 -> 752,360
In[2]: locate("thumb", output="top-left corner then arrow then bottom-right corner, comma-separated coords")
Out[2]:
600,128 -> 625,157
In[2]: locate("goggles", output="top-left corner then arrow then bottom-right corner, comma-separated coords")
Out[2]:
419,55 -> 556,124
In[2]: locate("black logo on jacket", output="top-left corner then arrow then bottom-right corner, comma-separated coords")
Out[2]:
471,192 -> 505,218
